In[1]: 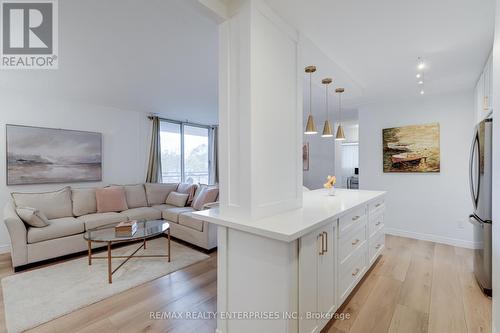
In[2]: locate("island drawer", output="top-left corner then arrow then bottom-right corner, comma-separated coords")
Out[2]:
339,243 -> 367,303
369,197 -> 385,213
369,231 -> 385,265
368,210 -> 384,238
339,222 -> 367,264
339,206 -> 367,235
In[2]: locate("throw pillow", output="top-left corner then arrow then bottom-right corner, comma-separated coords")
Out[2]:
11,186 -> 73,219
96,186 -> 129,213
177,183 -> 197,205
192,187 -> 219,211
16,207 -> 49,228
166,192 -> 189,207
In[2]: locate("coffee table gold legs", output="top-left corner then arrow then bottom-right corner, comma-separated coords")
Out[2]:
168,229 -> 171,262
108,242 -> 112,284
88,240 -> 92,266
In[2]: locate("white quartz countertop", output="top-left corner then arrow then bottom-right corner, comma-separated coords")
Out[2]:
192,188 -> 386,242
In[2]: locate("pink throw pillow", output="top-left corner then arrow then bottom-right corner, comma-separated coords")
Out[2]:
177,183 -> 197,205
96,186 -> 129,213
192,187 -> 219,211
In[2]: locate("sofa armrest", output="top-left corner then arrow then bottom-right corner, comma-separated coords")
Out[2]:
4,200 -> 28,267
202,201 -> 219,210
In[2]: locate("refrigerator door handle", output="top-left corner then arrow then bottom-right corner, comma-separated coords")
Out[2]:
469,129 -> 480,209
469,214 -> 483,227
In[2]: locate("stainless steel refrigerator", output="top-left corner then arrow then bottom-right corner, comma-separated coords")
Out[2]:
469,118 -> 492,296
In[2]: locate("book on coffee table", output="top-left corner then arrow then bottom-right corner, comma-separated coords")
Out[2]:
115,220 -> 138,237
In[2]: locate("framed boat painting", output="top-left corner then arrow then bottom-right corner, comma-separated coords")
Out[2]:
382,123 -> 440,173
6,125 -> 102,185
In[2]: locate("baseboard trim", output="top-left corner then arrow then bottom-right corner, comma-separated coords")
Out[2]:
385,228 -> 478,249
0,244 -> 10,254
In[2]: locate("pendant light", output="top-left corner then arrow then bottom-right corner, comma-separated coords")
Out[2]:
321,78 -> 333,137
335,88 -> 346,141
304,65 -> 317,134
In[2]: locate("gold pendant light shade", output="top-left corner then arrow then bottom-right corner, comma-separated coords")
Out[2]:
305,114 -> 317,134
335,87 -> 346,141
322,120 -> 333,137
304,66 -> 317,135
321,77 -> 333,137
335,124 -> 346,140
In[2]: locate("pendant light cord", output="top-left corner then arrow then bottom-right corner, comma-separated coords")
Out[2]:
326,84 -> 329,120
338,92 -> 342,125
309,72 -> 313,116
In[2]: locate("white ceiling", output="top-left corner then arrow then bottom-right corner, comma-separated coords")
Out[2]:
0,0 -> 219,124
267,0 -> 495,105
1,0 -> 494,123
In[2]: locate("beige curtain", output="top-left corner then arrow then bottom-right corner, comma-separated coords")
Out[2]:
209,126 -> 219,184
146,116 -> 162,183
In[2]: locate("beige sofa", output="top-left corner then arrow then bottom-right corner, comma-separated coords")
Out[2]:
4,183 -> 218,271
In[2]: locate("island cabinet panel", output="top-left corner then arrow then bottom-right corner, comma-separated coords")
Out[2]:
298,199 -> 385,333
298,220 -> 336,333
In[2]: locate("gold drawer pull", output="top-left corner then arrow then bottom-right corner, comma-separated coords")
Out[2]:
375,221 -> 382,226
318,233 -> 324,255
375,244 -> 382,250
352,215 -> 360,221
351,239 -> 360,246
352,268 -> 360,277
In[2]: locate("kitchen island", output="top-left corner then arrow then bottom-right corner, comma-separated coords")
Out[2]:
193,188 -> 386,333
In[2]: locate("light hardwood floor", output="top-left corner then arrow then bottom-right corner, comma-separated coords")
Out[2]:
0,235 -> 491,333
325,235 -> 492,333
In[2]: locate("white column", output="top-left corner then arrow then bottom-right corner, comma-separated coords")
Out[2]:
217,0 -> 303,220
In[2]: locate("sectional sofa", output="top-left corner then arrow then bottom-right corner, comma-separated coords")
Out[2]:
3,183 -> 218,271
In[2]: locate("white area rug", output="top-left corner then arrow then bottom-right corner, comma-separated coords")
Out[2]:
2,238 -> 209,333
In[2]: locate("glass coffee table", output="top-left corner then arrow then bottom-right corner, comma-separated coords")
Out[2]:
83,219 -> 170,284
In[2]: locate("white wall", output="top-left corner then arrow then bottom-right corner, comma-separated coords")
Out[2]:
359,91 -> 476,248
303,119 -> 336,190
0,91 -> 151,252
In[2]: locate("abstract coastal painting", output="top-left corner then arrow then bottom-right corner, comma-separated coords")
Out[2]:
6,125 -> 102,185
382,123 -> 440,173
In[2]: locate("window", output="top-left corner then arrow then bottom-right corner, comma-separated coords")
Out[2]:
160,122 -> 182,182
184,125 -> 209,184
160,120 -> 211,184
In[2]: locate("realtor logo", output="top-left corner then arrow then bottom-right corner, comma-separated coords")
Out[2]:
1,0 -> 58,69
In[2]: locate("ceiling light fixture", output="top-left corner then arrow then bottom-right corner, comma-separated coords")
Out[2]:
417,57 -> 425,70
304,66 -> 317,135
418,80 -> 424,85
416,73 -> 421,79
420,90 -> 425,95
335,88 -> 346,141
321,78 -> 333,137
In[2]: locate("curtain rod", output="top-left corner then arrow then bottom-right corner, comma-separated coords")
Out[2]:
147,115 -> 217,128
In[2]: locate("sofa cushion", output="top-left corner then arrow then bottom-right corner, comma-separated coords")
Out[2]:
162,207 -> 194,223
122,184 -> 148,208
27,217 -> 84,243
77,212 -> 128,230
192,187 -> 219,211
12,187 -> 73,220
121,207 -> 161,221
166,192 -> 189,207
151,204 -> 177,212
16,207 -> 49,228
177,183 -> 197,205
96,186 -> 128,213
178,212 -> 203,232
71,188 -> 97,217
145,183 -> 178,206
